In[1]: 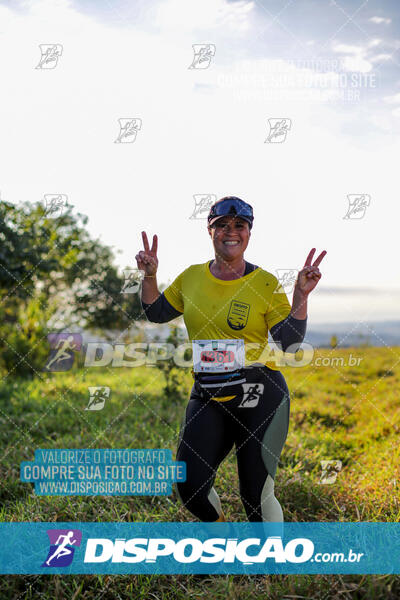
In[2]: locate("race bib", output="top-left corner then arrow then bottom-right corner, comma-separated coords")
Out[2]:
192,339 -> 245,373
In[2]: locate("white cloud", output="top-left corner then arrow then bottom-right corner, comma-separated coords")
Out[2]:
333,43 -> 363,54
333,37 -> 396,72
341,55 -> 372,72
154,0 -> 255,33
369,16 -> 391,25
370,53 -> 392,64
383,93 -> 400,104
368,38 -> 382,48
332,42 -> 378,73
384,89 -> 400,117
367,113 -> 394,132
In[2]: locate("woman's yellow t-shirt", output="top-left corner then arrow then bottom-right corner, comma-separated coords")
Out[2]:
163,261 -> 292,371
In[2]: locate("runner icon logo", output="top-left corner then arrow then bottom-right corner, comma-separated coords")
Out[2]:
43,333 -> 82,372
42,529 -> 82,568
239,383 -> 264,408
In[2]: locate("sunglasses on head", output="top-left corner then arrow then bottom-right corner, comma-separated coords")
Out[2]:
208,198 -> 253,219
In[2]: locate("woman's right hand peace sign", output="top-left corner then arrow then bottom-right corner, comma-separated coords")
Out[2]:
135,231 -> 158,277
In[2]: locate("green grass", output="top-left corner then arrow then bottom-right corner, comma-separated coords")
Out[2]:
1,347 -> 400,598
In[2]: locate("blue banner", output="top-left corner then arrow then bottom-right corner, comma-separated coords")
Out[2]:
0,522 -> 399,574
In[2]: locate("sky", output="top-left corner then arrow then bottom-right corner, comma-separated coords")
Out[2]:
0,0 -> 399,323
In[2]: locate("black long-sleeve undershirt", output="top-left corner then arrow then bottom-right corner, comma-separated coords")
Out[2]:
142,292 -> 182,323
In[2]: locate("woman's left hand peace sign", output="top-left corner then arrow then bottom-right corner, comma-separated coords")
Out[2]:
295,248 -> 327,296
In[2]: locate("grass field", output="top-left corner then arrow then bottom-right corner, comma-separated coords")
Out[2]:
1,346 -> 400,598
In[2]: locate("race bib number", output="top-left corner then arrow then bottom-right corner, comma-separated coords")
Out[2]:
192,339 -> 245,373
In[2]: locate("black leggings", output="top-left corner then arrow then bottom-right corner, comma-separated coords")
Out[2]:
175,365 -> 290,522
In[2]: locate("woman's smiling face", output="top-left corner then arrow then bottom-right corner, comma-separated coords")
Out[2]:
208,216 -> 251,259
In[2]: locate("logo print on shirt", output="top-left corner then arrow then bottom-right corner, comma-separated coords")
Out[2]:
227,301 -> 250,330
239,383 -> 264,408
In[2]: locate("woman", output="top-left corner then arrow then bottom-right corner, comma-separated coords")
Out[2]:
136,196 -> 326,522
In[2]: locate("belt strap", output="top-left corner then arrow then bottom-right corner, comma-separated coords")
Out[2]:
192,368 -> 246,396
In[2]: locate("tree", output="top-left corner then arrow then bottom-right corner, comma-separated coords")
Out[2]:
0,199 -> 145,377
